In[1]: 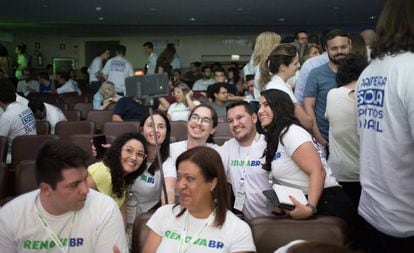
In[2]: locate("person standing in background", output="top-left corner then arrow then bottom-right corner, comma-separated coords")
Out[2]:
356,0 -> 414,252
88,48 -> 111,94
143,41 -> 157,75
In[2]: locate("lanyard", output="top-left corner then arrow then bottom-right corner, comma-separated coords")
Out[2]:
35,194 -> 76,253
238,133 -> 261,184
178,209 -> 216,253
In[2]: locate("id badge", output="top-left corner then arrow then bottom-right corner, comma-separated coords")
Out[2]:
234,181 -> 246,211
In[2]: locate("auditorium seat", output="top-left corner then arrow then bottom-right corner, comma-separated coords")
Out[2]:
0,136 -> 8,163
15,160 -> 37,195
36,120 -> 51,135
62,110 -> 82,121
132,212 -> 153,253
55,121 -> 96,139
103,121 -> 140,139
248,215 -> 350,253
86,110 -> 113,133
73,102 -> 93,120
170,121 -> 188,142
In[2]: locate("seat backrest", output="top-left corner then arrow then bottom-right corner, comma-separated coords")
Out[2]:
65,134 -> 97,165
11,135 -> 59,171
73,102 -> 93,120
62,110 -> 82,121
86,110 -> 113,133
214,122 -> 231,137
55,121 -> 96,139
59,92 -> 87,109
103,121 -> 140,139
170,121 -> 188,142
15,160 -> 37,195
36,120 -> 51,135
27,92 -> 60,104
132,212 -> 153,253
213,136 -> 231,146
248,215 -> 350,253
51,103 -> 69,111
0,136 -> 8,163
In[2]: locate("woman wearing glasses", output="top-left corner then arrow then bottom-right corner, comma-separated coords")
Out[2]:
87,132 -> 148,222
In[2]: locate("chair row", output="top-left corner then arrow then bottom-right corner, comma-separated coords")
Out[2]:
27,92 -> 93,109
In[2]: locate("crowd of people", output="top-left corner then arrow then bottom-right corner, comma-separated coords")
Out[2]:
0,0 -> 413,252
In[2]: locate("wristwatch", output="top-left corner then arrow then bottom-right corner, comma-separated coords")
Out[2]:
306,203 -> 317,214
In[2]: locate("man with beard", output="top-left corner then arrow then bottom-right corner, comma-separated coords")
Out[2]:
303,29 -> 350,153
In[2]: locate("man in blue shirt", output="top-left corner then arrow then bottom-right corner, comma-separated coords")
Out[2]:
303,29 -> 350,151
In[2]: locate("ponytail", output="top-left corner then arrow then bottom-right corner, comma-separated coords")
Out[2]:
259,58 -> 272,89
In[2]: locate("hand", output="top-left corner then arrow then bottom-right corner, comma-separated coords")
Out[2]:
284,196 -> 314,219
91,142 -> 111,157
186,90 -> 194,99
113,245 -> 120,253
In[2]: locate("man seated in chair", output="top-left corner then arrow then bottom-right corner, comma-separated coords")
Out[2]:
0,140 -> 128,253
28,98 -> 67,134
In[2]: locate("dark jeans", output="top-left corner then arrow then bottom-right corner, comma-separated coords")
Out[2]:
338,181 -> 361,210
89,81 -> 102,95
361,218 -> 414,253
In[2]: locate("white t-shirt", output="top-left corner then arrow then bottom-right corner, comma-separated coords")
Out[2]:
0,102 -> 36,162
192,79 -> 215,91
270,124 -> 338,193
146,52 -> 158,75
56,80 -> 77,95
130,157 -> 176,213
167,101 -> 200,122
44,103 -> 67,134
17,80 -> 40,96
0,190 -> 128,253
218,135 -> 272,219
146,205 -> 256,253
325,87 -> 359,182
102,56 -> 134,93
264,74 -> 298,103
356,52 -> 414,237
170,141 -> 219,164
88,56 -> 103,82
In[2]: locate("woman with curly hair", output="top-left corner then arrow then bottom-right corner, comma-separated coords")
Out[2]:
87,132 -> 147,220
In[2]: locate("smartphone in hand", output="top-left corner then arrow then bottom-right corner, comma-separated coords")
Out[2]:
92,135 -> 107,160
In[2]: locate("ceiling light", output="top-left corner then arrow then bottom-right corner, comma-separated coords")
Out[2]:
189,17 -> 196,22
278,18 -> 286,22
237,8 -> 244,12
150,8 -> 156,12
370,16 -> 376,20
98,17 -> 104,21
96,6 -> 102,11
42,4 -> 48,8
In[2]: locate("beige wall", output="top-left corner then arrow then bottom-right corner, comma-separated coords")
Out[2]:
5,32 -> 258,71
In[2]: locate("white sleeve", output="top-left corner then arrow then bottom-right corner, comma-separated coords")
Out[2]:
0,117 -> 11,137
146,205 -> 168,236
0,208 -> 16,253
93,197 -> 128,253
102,60 -> 110,75
282,125 -> 313,157
228,216 -> 256,252
162,157 -> 177,178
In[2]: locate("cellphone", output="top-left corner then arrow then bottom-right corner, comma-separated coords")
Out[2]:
92,135 -> 107,159
263,189 -> 295,211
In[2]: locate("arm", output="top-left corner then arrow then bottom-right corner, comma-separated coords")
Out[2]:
161,177 -> 176,205
87,175 -> 98,190
119,200 -> 127,228
303,97 -> 328,147
294,103 -> 313,130
112,114 -> 124,122
141,229 -> 162,253
157,97 -> 170,112
287,141 -> 325,219
185,91 -> 196,110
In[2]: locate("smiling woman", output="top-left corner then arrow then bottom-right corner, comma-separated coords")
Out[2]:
87,132 -> 148,222
142,146 -> 256,253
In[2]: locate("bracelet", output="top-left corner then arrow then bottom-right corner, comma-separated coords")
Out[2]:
306,203 -> 317,214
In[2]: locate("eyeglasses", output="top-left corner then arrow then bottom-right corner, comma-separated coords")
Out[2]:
189,114 -> 212,125
122,147 -> 147,159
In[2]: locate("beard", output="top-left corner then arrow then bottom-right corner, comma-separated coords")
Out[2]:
328,53 -> 347,65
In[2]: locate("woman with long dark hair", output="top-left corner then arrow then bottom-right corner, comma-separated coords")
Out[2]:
87,133 -> 148,218
258,89 -> 355,223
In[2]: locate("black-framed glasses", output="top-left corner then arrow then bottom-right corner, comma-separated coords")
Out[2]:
189,114 -> 212,125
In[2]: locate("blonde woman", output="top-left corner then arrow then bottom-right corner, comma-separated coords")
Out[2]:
250,31 -> 281,100
167,82 -> 199,121
93,81 -> 122,110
